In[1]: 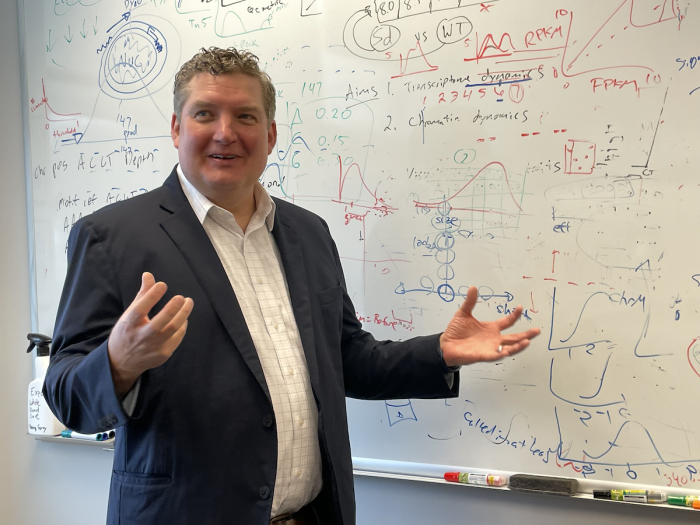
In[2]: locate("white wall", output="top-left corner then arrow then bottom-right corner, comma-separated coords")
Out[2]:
0,1 -> 113,524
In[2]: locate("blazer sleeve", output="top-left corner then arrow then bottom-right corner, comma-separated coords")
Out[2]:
323,228 -> 460,401
43,219 -> 131,434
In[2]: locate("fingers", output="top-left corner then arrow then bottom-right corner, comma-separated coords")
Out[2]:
496,305 -> 523,330
139,272 -> 155,294
128,280 -> 169,321
497,339 -> 531,358
500,326 -> 541,345
150,296 -> 194,335
459,286 -> 478,316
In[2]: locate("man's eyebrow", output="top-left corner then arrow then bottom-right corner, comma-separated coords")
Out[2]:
188,101 -> 263,113
189,100 -> 216,109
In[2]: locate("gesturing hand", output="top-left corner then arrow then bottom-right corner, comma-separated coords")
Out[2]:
108,272 -> 194,397
439,286 -> 540,367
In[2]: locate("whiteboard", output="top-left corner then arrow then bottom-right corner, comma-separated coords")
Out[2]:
21,0 -> 700,491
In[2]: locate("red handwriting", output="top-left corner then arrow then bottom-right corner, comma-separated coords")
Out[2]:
591,77 -> 639,94
661,466 -> 698,487
524,25 -> 564,48
52,126 -> 77,138
356,312 -> 415,332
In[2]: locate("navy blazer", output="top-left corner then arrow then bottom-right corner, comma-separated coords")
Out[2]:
44,168 -> 459,525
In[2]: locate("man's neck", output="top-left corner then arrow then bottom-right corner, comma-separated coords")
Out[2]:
210,188 -> 256,233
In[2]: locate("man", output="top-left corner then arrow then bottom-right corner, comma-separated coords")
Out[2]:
44,47 -> 539,525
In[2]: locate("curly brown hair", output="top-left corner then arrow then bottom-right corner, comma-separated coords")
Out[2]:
173,47 -> 276,125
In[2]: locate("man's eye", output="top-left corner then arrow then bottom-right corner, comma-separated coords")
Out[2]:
195,110 -> 210,117
240,114 -> 255,120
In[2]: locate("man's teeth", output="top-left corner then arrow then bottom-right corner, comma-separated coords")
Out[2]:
212,155 -> 236,159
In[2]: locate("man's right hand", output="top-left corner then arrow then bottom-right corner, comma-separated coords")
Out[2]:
108,272 -> 194,397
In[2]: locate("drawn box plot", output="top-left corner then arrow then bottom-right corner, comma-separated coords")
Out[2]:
385,400 -> 418,426
564,140 -> 596,175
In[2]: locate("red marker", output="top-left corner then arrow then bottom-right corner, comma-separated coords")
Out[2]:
444,472 -> 507,486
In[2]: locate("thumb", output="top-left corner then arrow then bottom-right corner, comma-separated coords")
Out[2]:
459,286 -> 478,316
137,272 -> 156,297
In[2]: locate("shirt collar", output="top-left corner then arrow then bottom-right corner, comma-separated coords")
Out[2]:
176,164 -> 276,231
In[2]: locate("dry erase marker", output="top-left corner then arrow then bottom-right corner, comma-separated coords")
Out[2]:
685,495 -> 700,507
61,430 -> 104,441
444,472 -> 507,486
610,490 -> 665,503
693,500 -> 700,510
668,495 -> 687,506
593,490 -> 611,499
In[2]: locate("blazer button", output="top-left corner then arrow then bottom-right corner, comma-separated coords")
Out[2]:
259,486 -> 270,500
262,415 -> 274,428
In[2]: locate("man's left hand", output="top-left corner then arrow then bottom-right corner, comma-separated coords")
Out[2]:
440,286 -> 541,367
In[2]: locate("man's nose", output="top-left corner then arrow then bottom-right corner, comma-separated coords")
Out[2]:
213,115 -> 237,143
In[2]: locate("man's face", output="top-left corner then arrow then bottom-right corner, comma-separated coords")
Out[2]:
171,72 -> 276,204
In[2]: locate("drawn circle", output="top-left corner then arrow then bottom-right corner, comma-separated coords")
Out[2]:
437,284 -> 455,302
478,286 -> 495,301
509,83 -> 525,103
436,16 -> 473,45
98,18 -> 178,100
437,264 -> 455,281
431,215 -> 460,232
419,276 -> 435,292
437,201 -> 452,216
453,148 -> 476,165
370,24 -> 401,52
688,339 -> 700,378
435,249 -> 456,265
434,232 -> 455,250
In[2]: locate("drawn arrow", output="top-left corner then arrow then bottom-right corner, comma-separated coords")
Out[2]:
46,29 -> 58,52
93,16 -> 98,35
107,12 -> 130,34
530,291 -> 538,313
551,250 -> 560,273
64,25 -> 72,43
61,132 -> 84,145
79,19 -> 87,38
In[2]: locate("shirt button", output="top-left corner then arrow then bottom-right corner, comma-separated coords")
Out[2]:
297,469 -> 303,477
262,415 -> 274,428
274,324 -> 279,331
259,486 -> 270,500
299,419 -> 305,427
288,368 -> 294,376
257,277 -> 263,285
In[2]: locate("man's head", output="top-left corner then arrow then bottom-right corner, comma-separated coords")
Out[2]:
170,47 -> 277,213
173,47 -> 276,125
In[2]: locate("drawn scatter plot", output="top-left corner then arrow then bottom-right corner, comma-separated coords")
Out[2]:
385,399 -> 417,426
564,139 -> 596,175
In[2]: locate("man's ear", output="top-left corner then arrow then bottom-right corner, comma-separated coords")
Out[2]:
267,120 -> 277,155
171,113 -> 180,149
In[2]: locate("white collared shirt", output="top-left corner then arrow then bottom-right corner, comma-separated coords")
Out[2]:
177,166 -> 322,517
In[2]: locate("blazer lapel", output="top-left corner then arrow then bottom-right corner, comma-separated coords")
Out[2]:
158,170 -> 271,401
271,205 -> 320,390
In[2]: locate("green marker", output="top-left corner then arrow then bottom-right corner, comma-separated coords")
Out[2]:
666,494 -> 697,506
668,495 -> 686,506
